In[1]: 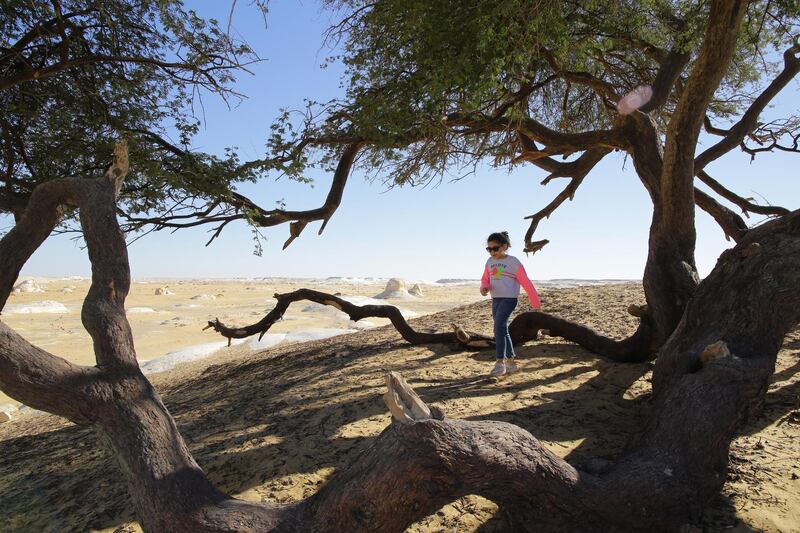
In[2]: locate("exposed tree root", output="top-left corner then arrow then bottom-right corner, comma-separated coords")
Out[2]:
509,310 -> 653,363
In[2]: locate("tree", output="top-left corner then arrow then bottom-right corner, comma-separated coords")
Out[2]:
1,1 -> 800,531
252,0 -> 798,357
0,0 -> 264,229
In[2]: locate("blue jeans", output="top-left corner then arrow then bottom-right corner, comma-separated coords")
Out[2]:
492,297 -> 518,360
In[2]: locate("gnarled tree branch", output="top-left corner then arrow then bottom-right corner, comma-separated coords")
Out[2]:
509,310 -> 653,363
694,42 -> 800,173
697,169 -> 789,217
123,141 -> 364,249
204,288 -> 494,348
520,147 -> 611,254
694,186 -> 748,242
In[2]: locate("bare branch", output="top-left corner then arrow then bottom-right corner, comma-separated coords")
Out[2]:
249,141 -> 363,248
122,141 -> 364,249
697,170 -> 789,217
694,43 -> 800,172
703,115 -> 730,136
740,124 -> 800,159
521,147 -> 610,254
694,186 -> 747,242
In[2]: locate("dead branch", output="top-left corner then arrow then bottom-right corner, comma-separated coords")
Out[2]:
694,42 -> 800,172
694,187 -> 748,242
697,170 -> 789,217
204,288 -> 494,348
508,311 -> 653,363
521,147 -> 610,254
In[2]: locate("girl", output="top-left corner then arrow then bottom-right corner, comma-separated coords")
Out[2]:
480,231 -> 541,377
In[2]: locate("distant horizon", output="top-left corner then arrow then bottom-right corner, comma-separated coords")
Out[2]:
14,274 -> 642,283
9,2 -> 799,286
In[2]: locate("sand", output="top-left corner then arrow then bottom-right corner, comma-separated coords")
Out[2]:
0,282 -> 798,532
0,277 -> 484,408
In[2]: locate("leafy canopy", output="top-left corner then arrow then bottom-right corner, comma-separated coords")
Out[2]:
0,0 -> 260,222
269,0 -> 798,186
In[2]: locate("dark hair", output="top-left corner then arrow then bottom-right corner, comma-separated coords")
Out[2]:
487,231 -> 510,247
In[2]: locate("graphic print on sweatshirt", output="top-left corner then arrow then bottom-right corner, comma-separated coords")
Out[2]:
490,265 -> 506,279
481,255 -> 542,308
485,257 -> 522,297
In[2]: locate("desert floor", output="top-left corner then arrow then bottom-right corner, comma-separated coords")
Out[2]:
0,281 -> 798,532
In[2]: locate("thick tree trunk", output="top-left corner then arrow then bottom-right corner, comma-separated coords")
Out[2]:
645,0 -> 749,346
91,370 -> 285,532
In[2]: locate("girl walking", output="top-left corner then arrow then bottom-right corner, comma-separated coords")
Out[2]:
479,231 -> 541,377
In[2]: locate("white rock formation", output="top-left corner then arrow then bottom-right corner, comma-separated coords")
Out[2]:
12,279 -> 44,294
0,404 -> 17,423
408,284 -> 424,297
154,287 -> 174,295
127,307 -> 156,314
374,278 -> 413,299
3,300 -> 69,314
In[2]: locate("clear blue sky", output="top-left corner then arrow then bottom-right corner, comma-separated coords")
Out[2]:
18,2 -> 800,282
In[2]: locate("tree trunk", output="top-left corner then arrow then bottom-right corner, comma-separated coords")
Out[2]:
645,0 -> 749,346
91,370 -> 285,532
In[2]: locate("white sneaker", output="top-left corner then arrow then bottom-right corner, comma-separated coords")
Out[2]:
490,361 -> 506,377
505,359 -> 519,374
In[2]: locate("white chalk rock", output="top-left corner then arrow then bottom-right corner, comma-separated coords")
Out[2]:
12,280 -> 44,294
3,300 -> 68,314
16,405 -> 46,417
154,287 -> 174,296
190,294 -> 216,301
375,278 -> 413,299
0,404 -> 17,423
408,284 -> 424,297
127,307 -> 156,314
61,286 -> 76,293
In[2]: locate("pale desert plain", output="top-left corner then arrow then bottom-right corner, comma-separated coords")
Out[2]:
0,278 -> 798,532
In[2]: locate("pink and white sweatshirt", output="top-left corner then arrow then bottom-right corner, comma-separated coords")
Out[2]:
481,255 -> 541,308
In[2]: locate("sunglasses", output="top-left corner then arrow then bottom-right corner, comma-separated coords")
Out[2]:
486,246 -> 502,252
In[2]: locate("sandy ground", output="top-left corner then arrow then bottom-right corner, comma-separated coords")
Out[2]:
0,282 -> 798,532
0,277 -> 484,407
